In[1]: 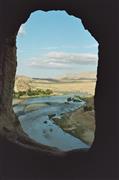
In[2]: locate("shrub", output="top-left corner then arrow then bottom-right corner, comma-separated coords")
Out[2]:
84,105 -> 93,112
45,89 -> 53,95
13,88 -> 54,98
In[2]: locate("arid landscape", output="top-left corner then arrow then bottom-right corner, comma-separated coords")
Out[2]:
14,72 -> 96,96
13,72 -> 96,148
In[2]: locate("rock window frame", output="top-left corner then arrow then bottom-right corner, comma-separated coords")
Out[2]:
0,1 -> 118,160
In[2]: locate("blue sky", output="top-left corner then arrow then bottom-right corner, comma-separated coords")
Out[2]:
17,10 -> 98,78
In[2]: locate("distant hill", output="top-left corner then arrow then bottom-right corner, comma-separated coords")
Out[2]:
14,72 -> 96,95
58,72 -> 96,81
32,78 -> 59,83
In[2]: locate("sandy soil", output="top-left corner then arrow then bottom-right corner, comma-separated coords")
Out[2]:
53,97 -> 95,145
31,81 -> 96,95
15,73 -> 96,96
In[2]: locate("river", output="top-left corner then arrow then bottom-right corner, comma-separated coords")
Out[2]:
13,95 -> 89,151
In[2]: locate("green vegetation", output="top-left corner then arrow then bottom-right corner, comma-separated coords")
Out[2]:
52,96 -> 95,145
84,105 -> 93,112
13,88 -> 53,99
81,96 -> 94,112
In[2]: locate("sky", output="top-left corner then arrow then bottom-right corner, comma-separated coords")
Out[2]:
17,10 -> 98,78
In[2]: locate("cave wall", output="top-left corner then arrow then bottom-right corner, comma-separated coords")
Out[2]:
0,0 -> 119,179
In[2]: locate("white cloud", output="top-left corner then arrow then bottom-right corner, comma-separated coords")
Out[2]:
47,51 -> 98,64
84,43 -> 98,49
28,51 -> 98,69
18,25 -> 25,36
29,57 -> 68,69
38,45 -> 81,51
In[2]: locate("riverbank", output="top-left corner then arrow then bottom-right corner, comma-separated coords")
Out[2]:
13,95 -> 89,151
52,97 -> 95,145
13,96 -> 95,146
12,92 -> 67,105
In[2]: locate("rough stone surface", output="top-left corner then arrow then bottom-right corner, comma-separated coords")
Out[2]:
0,0 -> 118,179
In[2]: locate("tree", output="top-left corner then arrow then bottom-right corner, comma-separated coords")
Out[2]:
45,89 -> 53,95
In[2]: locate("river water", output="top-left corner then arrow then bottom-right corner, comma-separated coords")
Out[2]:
13,95 -> 89,151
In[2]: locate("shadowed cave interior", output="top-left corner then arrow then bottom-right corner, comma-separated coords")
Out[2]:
0,1 -> 118,179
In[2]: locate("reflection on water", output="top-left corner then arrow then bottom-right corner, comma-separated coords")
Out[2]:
13,95 -> 89,151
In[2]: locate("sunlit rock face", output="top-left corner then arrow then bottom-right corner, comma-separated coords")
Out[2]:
0,0 -> 118,159
14,76 -> 32,92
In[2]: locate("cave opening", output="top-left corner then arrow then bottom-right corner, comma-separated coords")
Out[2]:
13,10 -> 98,152
0,1 -> 118,179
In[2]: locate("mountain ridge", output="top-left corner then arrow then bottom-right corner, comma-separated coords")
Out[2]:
16,72 -> 96,81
